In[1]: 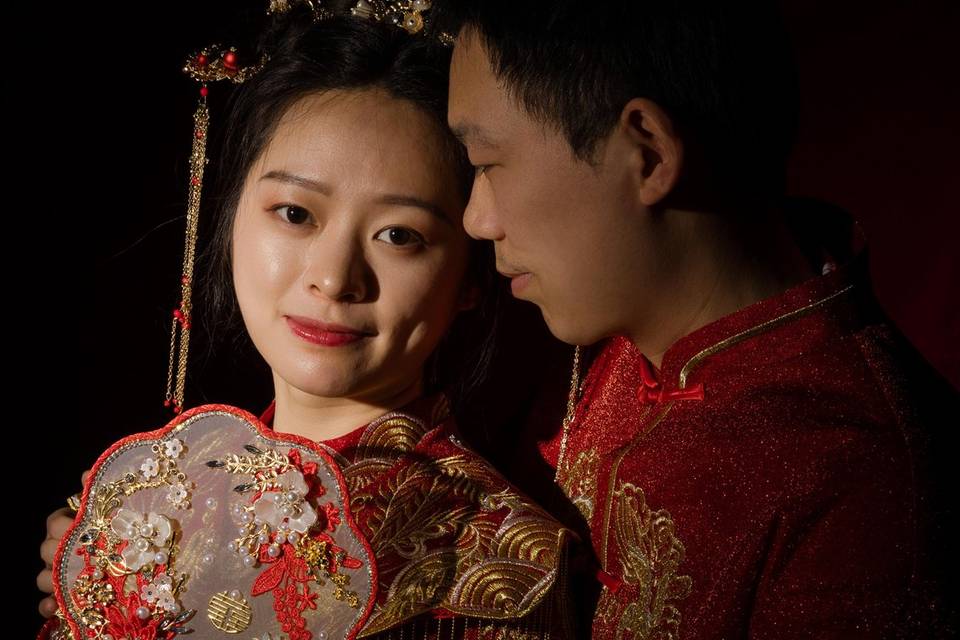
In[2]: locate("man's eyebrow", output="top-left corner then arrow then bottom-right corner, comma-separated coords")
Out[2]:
450,123 -> 500,149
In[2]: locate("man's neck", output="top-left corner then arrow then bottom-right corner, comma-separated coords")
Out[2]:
635,209 -> 817,368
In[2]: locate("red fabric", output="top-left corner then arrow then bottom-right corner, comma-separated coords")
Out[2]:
539,205 -> 956,638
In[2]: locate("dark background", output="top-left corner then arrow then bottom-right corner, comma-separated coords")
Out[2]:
16,0 -> 958,632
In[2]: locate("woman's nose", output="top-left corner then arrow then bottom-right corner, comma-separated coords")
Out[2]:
303,232 -> 368,303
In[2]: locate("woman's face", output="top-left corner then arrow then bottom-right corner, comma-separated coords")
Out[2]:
232,89 -> 472,404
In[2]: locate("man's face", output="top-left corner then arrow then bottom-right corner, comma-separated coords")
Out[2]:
448,29 -> 669,345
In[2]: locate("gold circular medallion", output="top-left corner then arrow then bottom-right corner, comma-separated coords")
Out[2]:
207,591 -> 253,633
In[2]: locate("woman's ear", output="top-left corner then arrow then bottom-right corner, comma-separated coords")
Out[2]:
618,97 -> 684,207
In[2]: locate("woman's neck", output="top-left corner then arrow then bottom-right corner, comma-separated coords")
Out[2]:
270,373 -> 424,442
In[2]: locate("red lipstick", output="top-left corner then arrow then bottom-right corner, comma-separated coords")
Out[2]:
285,315 -> 370,347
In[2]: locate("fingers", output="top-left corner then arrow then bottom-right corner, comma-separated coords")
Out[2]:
46,508 -> 75,542
38,595 -> 58,618
36,471 -> 89,621
37,567 -> 53,594
41,538 -> 62,570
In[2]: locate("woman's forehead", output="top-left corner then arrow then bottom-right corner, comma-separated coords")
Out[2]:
252,89 -> 459,199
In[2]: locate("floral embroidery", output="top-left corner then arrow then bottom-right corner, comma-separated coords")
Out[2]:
209,444 -> 365,640
65,436 -> 197,638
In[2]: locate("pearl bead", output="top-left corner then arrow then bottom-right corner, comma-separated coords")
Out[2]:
92,568 -> 104,580
136,606 -> 150,619
285,490 -> 299,503
227,541 -> 238,553
242,554 -> 257,568
136,538 -> 151,552
240,511 -> 253,524
229,589 -> 242,600
267,544 -> 281,558
206,497 -> 217,510
202,553 -> 214,565
154,551 -> 169,565
231,504 -> 243,516
275,531 -> 287,544
238,525 -> 251,536
280,504 -> 294,518
139,523 -> 155,537
288,532 -> 300,544
258,532 -> 270,544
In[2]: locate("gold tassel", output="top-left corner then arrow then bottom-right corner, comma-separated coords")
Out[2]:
164,98 -> 208,414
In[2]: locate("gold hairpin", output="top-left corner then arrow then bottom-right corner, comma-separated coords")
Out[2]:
165,47 -> 266,415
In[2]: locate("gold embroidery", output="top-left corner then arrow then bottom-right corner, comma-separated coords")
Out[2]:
495,516 -> 562,568
367,550 -> 458,633
597,482 -> 691,639
558,448 -> 600,520
355,415 -> 430,462
344,414 -> 570,636
601,403 -> 673,566
453,559 -> 555,614
357,465 -> 476,562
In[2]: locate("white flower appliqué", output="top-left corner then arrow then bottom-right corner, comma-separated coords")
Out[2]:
111,509 -> 173,571
252,470 -> 318,534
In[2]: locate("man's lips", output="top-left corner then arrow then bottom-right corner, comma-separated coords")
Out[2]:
498,270 -> 533,296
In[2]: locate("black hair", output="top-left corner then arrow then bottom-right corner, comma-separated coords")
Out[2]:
438,0 -> 800,201
196,5 -> 501,411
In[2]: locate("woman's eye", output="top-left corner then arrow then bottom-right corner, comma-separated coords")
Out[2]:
271,204 -> 311,225
374,227 -> 425,247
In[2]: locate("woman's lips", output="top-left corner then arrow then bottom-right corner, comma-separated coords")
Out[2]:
284,315 -> 371,347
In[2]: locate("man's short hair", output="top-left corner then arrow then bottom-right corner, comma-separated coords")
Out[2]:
441,0 -> 800,200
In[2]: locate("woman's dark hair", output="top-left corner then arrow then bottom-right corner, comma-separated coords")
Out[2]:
196,5 -> 501,411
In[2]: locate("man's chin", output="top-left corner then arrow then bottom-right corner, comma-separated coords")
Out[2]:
539,306 -> 606,347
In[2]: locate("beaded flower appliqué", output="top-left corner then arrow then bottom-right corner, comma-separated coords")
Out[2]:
208,445 -> 365,640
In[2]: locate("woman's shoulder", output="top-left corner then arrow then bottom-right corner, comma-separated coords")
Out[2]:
343,397 -> 574,636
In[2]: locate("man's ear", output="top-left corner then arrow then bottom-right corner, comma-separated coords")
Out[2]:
618,97 -> 684,206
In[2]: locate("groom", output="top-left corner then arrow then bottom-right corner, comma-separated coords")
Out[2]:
444,1 -> 956,637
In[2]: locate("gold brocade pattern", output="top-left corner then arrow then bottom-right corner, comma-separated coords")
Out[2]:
596,482 -> 691,640
340,402 -> 569,637
558,448 -> 600,520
